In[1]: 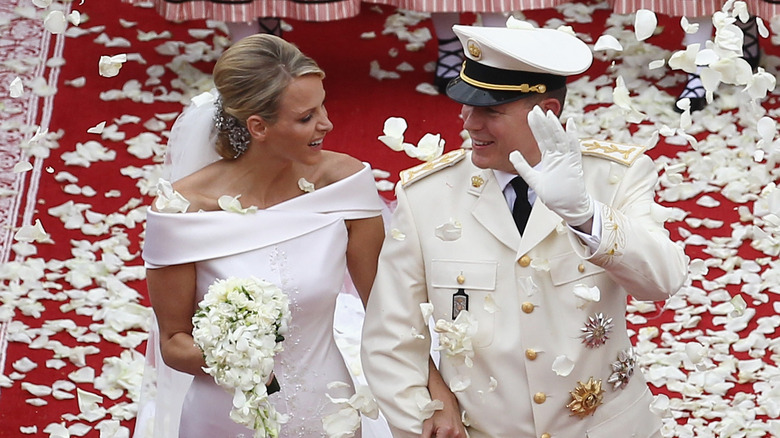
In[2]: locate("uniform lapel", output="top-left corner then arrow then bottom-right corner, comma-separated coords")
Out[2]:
469,170 -> 521,251
517,201 -> 561,258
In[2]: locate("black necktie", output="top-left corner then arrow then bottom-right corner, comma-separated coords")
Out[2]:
510,177 -> 532,234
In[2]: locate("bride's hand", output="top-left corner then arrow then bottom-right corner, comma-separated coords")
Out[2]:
420,396 -> 466,438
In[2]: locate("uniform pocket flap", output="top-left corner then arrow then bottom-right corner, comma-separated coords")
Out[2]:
430,260 -> 497,291
549,252 -> 605,286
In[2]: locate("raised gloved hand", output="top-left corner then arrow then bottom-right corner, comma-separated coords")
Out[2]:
509,106 -> 594,227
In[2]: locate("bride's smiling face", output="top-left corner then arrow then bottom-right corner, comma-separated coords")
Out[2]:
263,75 -> 333,165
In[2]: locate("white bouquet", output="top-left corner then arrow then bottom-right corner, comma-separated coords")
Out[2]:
192,276 -> 292,438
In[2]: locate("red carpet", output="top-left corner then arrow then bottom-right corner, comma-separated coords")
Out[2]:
1,0 -> 779,436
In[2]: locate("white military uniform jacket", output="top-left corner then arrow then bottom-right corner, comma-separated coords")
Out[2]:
362,143 -> 688,438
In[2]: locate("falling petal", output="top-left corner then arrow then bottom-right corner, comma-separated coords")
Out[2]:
634,9 -> 657,41
757,17 -> 769,38
668,44 -> 700,74
43,10 -> 67,34
405,133 -> 444,161
732,1 -> 749,23
695,49 -> 718,66
506,17 -> 535,30
680,16 -> 699,34
67,11 -> 81,26
648,59 -> 665,70
594,34 -> 622,52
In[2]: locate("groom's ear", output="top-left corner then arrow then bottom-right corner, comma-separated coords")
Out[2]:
246,115 -> 268,140
538,97 -> 561,117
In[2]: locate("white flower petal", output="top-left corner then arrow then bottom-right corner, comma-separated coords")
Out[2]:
449,375 -> 471,392
297,178 -> 315,193
390,228 -> 406,241
552,355 -> 575,376
680,16 -> 699,34
594,34 -> 622,52
13,161 -> 33,173
10,76 -> 23,97
14,219 -> 51,243
44,11 -> 68,34
434,218 -> 462,241
87,121 -> 106,134
634,9 -> 657,41
98,54 -> 127,78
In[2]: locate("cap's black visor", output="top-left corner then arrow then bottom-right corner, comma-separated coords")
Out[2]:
445,59 -> 566,107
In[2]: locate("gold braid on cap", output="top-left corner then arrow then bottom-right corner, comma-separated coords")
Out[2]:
459,64 -> 547,93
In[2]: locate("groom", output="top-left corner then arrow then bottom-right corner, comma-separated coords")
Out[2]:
362,23 -> 687,437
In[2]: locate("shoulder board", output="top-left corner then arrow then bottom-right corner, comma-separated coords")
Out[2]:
580,139 -> 646,166
399,149 -> 467,187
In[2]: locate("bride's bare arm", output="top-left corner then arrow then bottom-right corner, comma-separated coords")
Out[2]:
147,263 -> 208,376
346,215 -> 385,307
423,359 -> 467,437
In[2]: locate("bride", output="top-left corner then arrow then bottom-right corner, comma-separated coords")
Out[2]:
134,34 -> 386,437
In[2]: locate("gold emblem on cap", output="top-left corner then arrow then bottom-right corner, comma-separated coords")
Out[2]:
466,39 -> 482,60
471,175 -> 484,187
567,377 -> 604,418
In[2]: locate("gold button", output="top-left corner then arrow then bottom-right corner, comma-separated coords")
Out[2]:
518,255 -> 531,267
534,392 -> 546,404
541,434 -> 551,438
522,302 -> 534,313
457,275 -> 465,284
578,263 -> 585,273
525,349 -> 537,360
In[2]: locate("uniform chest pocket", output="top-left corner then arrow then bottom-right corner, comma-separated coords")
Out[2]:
430,260 -> 497,348
548,252 -> 605,286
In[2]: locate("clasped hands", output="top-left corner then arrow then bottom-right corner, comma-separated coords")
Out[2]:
509,106 -> 594,229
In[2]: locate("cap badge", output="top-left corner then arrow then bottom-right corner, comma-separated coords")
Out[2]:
466,39 -> 482,60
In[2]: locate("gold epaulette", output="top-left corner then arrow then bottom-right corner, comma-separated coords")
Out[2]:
580,139 -> 647,166
399,149 -> 468,187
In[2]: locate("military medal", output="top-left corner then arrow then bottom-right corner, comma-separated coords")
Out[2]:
452,288 -> 468,319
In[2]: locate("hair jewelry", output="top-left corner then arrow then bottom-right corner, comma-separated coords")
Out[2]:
214,97 -> 250,158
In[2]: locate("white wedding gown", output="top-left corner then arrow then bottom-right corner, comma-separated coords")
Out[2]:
135,165 -> 387,437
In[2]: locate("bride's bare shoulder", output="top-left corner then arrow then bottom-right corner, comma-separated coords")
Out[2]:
319,151 -> 365,185
169,161 -> 229,212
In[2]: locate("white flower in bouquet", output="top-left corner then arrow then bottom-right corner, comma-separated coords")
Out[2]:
192,276 -> 292,438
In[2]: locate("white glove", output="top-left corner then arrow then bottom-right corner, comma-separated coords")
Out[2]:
509,106 -> 594,227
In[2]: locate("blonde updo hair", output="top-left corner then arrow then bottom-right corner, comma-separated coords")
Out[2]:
212,34 -> 325,159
